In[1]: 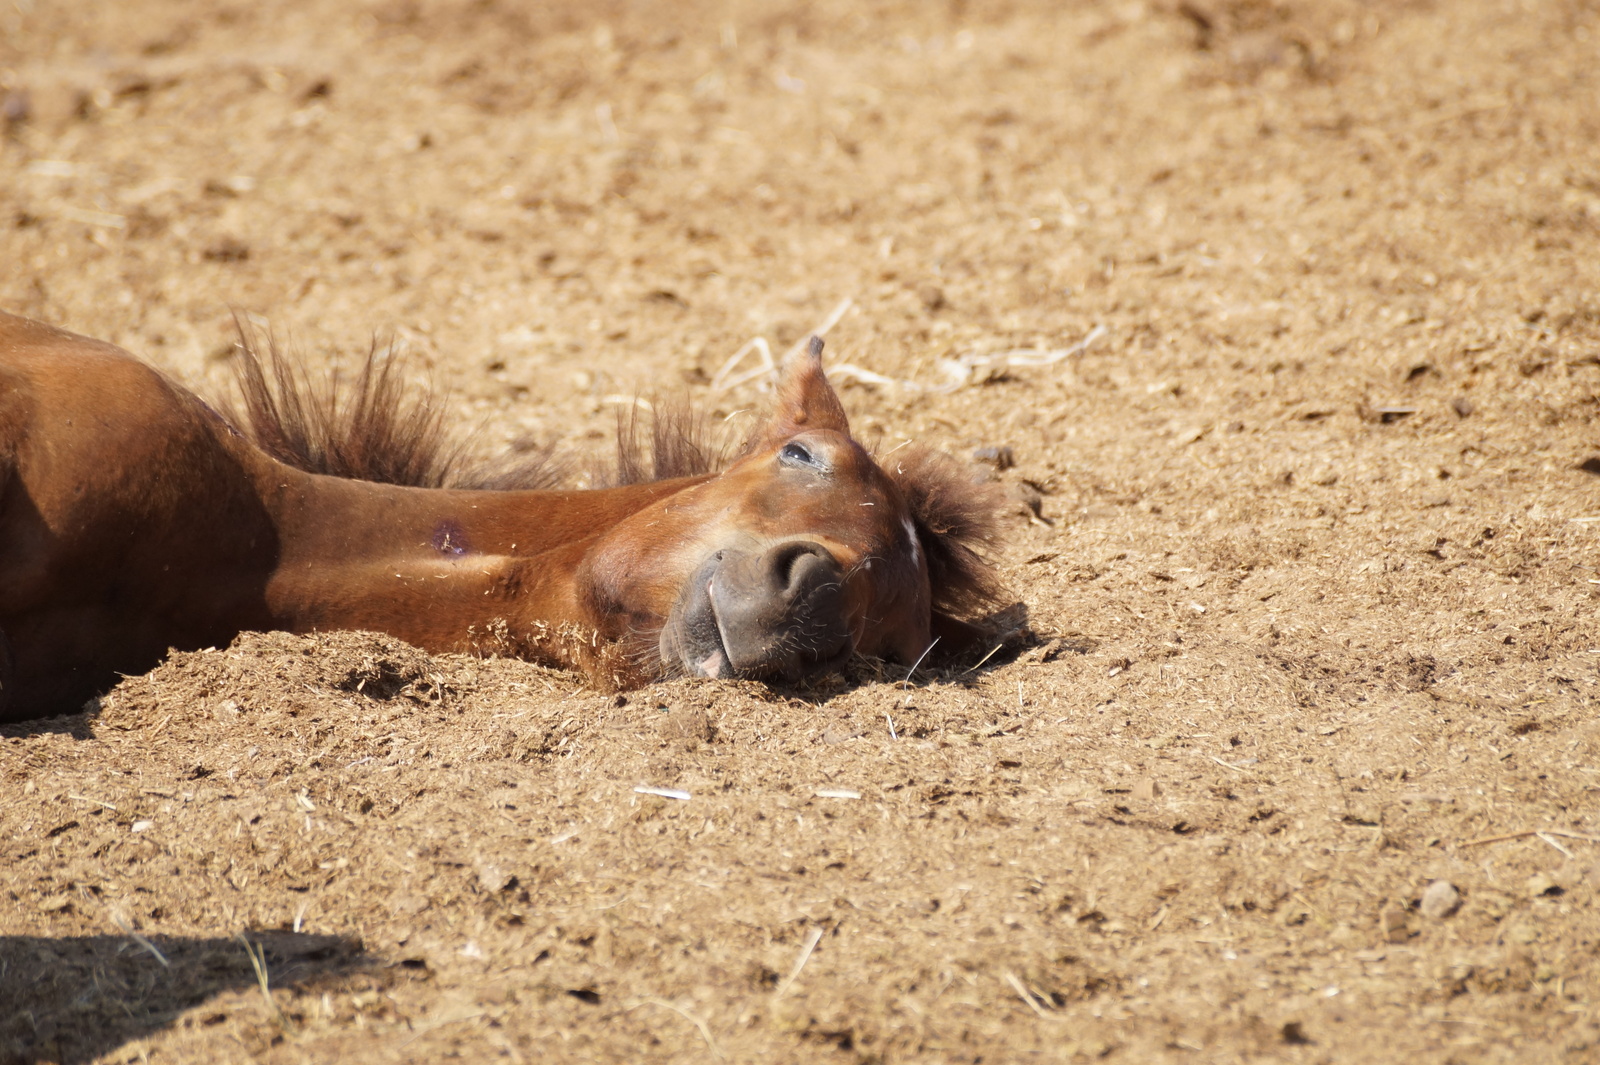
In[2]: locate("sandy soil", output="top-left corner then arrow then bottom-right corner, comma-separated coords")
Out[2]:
4,0 -> 1600,1061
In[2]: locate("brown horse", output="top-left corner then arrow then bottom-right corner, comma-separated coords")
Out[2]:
0,311 -> 1006,722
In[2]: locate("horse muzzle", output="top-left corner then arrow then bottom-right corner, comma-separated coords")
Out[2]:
661,540 -> 854,682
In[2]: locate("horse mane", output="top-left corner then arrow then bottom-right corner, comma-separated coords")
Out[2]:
226,326 -> 1006,620
882,447 -> 1009,620
226,324 -> 476,488
224,325 -> 717,491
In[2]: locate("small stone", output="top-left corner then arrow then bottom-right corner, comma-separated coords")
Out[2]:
1526,872 -> 1562,898
1281,1021 -> 1312,1045
972,445 -> 1015,470
1009,481 -> 1047,522
1420,879 -> 1461,919
1380,906 -> 1413,943
1,89 -> 29,127
202,236 -> 251,263
476,861 -> 512,893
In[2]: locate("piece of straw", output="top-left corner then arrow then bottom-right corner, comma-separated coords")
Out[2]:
774,927 -> 825,998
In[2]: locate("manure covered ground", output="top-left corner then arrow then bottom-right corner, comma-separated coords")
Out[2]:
3,1 -> 1600,1061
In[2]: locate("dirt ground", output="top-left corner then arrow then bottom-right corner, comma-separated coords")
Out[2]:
3,0 -> 1600,1061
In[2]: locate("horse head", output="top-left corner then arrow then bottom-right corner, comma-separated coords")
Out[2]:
579,338 -> 1008,683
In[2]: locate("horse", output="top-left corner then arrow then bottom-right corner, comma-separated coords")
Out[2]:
0,310 -> 1007,722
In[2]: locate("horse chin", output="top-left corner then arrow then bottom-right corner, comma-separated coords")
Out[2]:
658,544 -> 854,683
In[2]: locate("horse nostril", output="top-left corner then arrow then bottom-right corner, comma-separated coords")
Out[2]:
766,541 -> 833,592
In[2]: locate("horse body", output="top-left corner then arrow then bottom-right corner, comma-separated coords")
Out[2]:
0,310 -> 1003,722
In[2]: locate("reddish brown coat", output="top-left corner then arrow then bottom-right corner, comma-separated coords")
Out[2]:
0,312 -> 1005,720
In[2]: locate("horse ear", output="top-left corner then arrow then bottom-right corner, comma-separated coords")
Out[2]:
755,336 -> 851,446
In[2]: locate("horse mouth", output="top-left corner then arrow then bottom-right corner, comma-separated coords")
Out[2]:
661,542 -> 854,682
690,574 -> 733,679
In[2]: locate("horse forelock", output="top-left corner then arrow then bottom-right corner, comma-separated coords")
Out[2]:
881,446 -> 1009,621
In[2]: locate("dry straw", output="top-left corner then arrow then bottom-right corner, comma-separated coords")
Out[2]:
774,926 -> 825,999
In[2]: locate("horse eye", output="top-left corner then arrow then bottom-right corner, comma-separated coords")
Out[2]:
779,442 -> 820,469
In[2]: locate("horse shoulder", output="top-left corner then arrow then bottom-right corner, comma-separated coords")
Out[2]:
0,314 -> 272,597
0,313 -> 281,717
4,319 -> 234,485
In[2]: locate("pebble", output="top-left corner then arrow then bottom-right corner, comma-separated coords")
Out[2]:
1527,872 -> 1562,898
1420,879 -> 1461,919
1,89 -> 29,127
972,445 -> 1015,470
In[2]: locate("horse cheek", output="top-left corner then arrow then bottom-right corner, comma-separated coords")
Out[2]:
577,539 -> 669,640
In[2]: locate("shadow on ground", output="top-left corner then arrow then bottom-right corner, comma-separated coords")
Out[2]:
0,712 -> 94,742
0,931 -> 367,1064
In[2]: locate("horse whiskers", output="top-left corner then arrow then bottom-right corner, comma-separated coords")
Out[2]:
618,629 -> 668,667
901,636 -> 941,691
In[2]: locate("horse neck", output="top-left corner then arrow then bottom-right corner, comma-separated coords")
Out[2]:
244,449 -> 707,661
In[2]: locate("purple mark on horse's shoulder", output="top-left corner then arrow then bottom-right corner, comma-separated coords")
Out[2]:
432,520 -> 470,557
